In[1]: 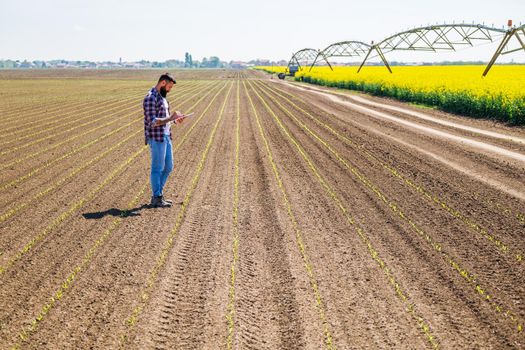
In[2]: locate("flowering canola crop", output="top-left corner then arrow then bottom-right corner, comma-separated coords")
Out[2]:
257,65 -> 525,124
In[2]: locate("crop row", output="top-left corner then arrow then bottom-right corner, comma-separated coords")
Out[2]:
254,80 -> 523,334
6,80 -> 227,348
120,82 -> 232,345
260,82 -> 524,262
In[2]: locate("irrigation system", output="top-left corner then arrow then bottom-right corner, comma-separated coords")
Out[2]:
286,21 -> 525,76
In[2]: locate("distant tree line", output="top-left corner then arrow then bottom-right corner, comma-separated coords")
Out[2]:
0,56 -> 521,69
0,53 -> 238,69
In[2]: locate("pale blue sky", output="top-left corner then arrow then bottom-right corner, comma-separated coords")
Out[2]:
0,0 -> 523,63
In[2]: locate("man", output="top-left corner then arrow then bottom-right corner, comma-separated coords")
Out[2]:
143,73 -> 186,207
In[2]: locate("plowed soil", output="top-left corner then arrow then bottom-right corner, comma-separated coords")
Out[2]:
0,69 -> 524,349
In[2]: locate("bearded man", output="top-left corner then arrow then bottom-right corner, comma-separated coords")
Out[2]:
143,73 -> 186,207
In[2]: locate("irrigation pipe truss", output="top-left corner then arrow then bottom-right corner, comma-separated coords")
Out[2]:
286,21 -> 525,76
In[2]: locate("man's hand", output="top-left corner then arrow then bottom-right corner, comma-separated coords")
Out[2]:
170,110 -> 183,119
174,116 -> 186,124
171,110 -> 186,124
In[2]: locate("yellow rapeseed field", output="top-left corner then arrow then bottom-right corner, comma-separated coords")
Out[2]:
257,65 -> 525,124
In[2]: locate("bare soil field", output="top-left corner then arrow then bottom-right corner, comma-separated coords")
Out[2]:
0,69 -> 237,81
0,69 -> 524,349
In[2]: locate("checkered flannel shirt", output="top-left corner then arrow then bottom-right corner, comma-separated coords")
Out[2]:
143,87 -> 172,144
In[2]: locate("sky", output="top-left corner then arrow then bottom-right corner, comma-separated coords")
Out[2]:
1,0 -> 524,63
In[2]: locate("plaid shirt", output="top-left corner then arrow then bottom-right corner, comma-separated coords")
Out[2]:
143,87 -> 172,144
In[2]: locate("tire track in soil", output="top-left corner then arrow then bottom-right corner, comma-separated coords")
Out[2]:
226,78 -> 241,349
257,81 -> 525,300
232,80 -> 275,349
118,82 -> 233,347
257,83 -> 525,331
254,79 -> 523,347
258,80 -> 525,264
0,81 -> 230,348
248,80 -> 438,349
243,80 -> 334,349
139,202 -> 224,349
0,142 -> 150,338
270,80 -> 525,293
471,191 -> 525,227
134,83 -> 237,350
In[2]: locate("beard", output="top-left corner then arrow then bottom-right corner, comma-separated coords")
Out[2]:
160,86 -> 168,98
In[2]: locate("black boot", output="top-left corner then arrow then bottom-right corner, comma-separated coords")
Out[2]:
150,196 -> 172,208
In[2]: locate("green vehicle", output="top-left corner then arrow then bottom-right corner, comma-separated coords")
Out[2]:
278,65 -> 299,79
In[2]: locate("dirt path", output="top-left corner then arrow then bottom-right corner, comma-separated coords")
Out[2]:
0,70 -> 523,349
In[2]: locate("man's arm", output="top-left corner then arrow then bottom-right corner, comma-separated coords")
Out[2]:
144,94 -> 177,126
144,95 -> 160,127
153,110 -> 184,126
153,111 -> 183,126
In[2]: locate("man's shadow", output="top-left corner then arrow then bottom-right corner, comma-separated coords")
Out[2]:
82,204 -> 151,220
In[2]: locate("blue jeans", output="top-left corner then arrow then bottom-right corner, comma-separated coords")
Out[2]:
148,135 -> 173,197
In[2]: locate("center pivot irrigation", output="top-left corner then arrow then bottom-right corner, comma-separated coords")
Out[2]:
284,20 -> 524,76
